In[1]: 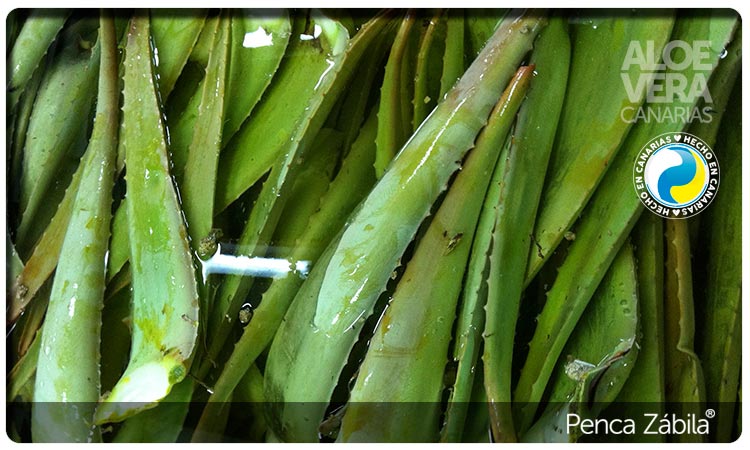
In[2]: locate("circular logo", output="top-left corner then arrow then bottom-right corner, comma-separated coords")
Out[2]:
633,132 -> 719,218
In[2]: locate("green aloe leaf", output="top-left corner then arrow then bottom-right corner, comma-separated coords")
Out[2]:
412,10 -> 446,130
181,11 -> 230,247
264,11 -> 546,442
331,29 -> 394,153
194,110 -> 378,437
222,9 -> 292,142
150,9 -> 207,100
163,13 -> 217,185
7,9 -> 69,109
189,16 -> 214,68
100,287 -> 132,395
112,379 -> 194,443
699,79 -> 741,443
94,14 -> 199,424
439,11 -> 464,96
201,12 -> 391,377
8,207 -> 72,321
663,219 -> 705,443
525,10 -> 675,281
8,327 -> 41,404
8,67 -> 44,209
31,12 -> 119,442
481,16 -> 570,443
441,134 -> 510,443
15,281 -> 50,357
214,10 -> 355,212
106,207 -> 129,281
614,212 -> 666,442
688,27 -> 741,145
522,241 -> 639,443
513,12 -> 737,433
465,9 -> 507,58
6,234 -> 24,305
268,128 -> 343,251
374,12 -> 415,178
107,11 -> 292,275
17,20 -> 101,250
339,66 -> 533,444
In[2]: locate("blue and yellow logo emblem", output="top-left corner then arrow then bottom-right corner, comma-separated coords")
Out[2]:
633,133 -> 719,218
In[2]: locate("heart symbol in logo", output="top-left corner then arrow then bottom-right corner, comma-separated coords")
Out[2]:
674,134 -> 682,142
673,209 -> 681,216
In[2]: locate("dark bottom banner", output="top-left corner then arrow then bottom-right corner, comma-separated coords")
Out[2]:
7,401 -> 741,443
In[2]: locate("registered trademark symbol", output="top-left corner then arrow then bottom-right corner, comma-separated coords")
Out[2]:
705,409 -> 716,418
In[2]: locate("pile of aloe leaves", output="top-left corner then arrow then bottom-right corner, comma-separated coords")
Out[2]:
5,8 -> 742,443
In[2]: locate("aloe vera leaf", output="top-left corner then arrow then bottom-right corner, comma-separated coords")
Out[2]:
465,9 -> 507,57
192,363 -> 266,443
11,279 -> 49,369
100,286 -> 132,395
320,10 -> 354,35
202,13 -> 392,372
9,67 -> 44,208
164,58 -> 204,124
93,14 -> 200,425
464,371 -> 491,443
21,138 -> 90,259
525,11 -> 676,281
441,135 -> 510,443
167,10 -> 289,181
181,13 -> 230,247
8,89 -> 94,323
235,361 -> 265,401
264,11 -> 546,442
522,241 -> 639,443
481,17 -> 570,443
112,379 -> 194,443
330,55 -> 381,153
222,9 -> 292,142
213,11 -> 363,212
399,14 -> 420,135
373,12 -> 415,178
104,263 -> 131,301
235,364 -> 268,442
619,31 -> 741,415
30,13 -> 119,443
189,15 -> 214,68
269,129 -> 343,250
201,12 -> 354,356
513,13 -> 737,433
150,9 -> 207,100
194,111 -> 378,434
16,282 -> 49,357
699,81 -> 741,443
6,233 -> 24,299
8,328 -> 41,403
614,213 -> 666,442
663,219 -> 705,443
17,26 -> 101,248
332,29 -> 395,154
340,67 -> 533,444
167,18 -> 218,184
7,9 -> 69,109
439,11 -> 465,96
684,27 -> 742,251
106,207 -> 129,281
412,10 -> 446,130
688,26 -> 741,146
